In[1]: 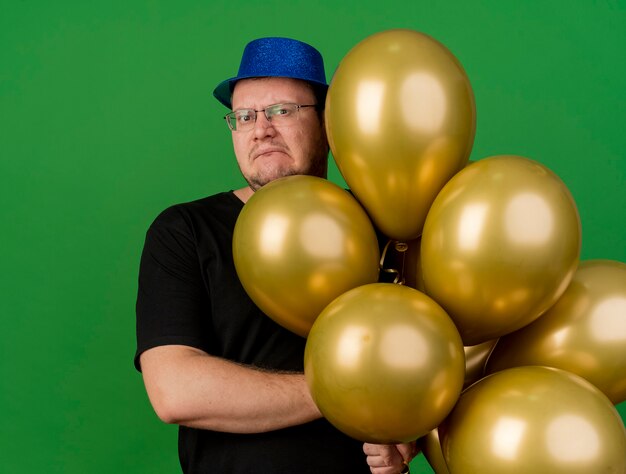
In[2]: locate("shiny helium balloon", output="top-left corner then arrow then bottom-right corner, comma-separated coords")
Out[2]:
463,339 -> 497,389
421,156 -> 581,345
421,428 -> 451,474
304,283 -> 465,443
420,339 -> 497,474
440,366 -> 626,473
232,175 -> 380,337
326,29 -> 476,241
486,259 -> 626,404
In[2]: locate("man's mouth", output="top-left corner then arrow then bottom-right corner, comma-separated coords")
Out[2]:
252,147 -> 288,160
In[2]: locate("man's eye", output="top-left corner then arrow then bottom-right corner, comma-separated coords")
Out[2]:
237,114 -> 253,123
270,106 -> 292,117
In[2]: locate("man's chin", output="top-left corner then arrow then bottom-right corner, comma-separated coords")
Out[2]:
246,160 -> 327,191
247,169 -> 299,191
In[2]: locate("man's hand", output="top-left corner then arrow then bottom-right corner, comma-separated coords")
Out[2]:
363,442 -> 419,474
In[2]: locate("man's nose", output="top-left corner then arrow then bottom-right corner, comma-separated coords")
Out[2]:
253,112 -> 276,138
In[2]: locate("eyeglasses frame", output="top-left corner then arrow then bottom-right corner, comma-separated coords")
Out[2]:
224,103 -> 318,132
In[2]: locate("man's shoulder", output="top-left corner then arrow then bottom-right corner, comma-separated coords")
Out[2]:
149,191 -> 242,231
182,191 -> 241,212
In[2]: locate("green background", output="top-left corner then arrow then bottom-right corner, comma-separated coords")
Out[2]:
1,1 -> 624,472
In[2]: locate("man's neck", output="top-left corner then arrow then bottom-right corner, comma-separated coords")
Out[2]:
234,186 -> 254,203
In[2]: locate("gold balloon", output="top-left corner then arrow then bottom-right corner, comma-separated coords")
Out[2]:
486,259 -> 626,404
440,366 -> 626,473
421,428 -> 451,474
463,339 -> 497,389
304,283 -> 465,443
421,156 -> 581,345
232,175 -> 380,337
420,339 -> 497,474
326,29 -> 476,241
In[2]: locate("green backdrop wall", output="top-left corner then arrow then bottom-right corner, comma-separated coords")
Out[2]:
1,1 -> 624,472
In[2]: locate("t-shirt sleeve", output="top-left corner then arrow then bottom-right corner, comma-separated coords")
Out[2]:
134,206 -> 211,371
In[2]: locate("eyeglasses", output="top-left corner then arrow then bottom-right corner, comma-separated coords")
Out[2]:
224,103 -> 318,132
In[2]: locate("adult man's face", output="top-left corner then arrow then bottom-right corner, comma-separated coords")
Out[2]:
230,77 -> 329,191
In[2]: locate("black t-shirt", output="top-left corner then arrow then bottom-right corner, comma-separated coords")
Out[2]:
135,191 -> 368,473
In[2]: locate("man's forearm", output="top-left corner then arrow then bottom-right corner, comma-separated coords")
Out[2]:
140,345 -> 322,433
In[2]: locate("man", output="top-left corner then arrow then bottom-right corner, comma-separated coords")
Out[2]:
135,37 -> 416,473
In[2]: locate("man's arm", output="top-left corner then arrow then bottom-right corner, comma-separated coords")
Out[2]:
139,344 -> 322,433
